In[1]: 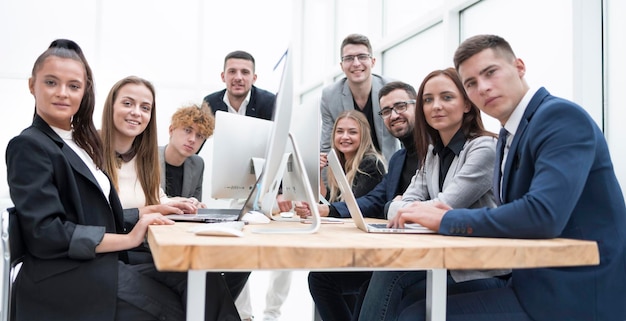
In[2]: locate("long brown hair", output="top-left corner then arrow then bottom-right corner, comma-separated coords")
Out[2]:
414,68 -> 496,168
327,110 -> 385,202
31,39 -> 103,168
101,76 -> 160,205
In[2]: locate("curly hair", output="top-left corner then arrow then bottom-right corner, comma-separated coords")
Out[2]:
170,104 -> 215,138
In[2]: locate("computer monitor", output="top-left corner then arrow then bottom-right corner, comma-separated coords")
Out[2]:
281,95 -> 320,203
247,49 -> 322,233
210,111 -> 273,199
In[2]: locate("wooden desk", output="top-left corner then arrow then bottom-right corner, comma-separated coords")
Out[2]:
148,219 -> 599,321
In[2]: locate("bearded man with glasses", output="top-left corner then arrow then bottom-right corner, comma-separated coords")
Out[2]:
320,33 -> 398,164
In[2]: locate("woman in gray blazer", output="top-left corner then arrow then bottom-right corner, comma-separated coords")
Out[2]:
359,68 -> 510,320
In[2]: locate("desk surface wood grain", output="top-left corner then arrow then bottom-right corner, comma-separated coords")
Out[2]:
147,219 -> 599,272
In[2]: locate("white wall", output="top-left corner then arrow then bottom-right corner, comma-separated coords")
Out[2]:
0,0 -> 293,202
606,0 -> 626,191
295,0 -> 626,195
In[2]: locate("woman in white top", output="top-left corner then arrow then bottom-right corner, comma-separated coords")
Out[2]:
100,76 -> 195,213
99,76 -> 198,263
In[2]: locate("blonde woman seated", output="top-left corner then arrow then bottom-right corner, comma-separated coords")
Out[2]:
304,110 -> 386,218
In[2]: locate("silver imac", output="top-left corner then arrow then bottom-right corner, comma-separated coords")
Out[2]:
210,111 -> 273,199
247,48 -> 321,234
281,95 -> 320,204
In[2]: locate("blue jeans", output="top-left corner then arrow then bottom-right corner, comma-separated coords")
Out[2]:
360,271 -> 509,321
308,271 -> 372,321
398,285 -> 533,321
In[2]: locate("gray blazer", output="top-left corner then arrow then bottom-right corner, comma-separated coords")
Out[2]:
388,135 -> 509,282
320,74 -> 399,163
158,145 -> 205,200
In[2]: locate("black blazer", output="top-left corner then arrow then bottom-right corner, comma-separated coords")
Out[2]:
203,85 -> 276,120
6,116 -> 127,321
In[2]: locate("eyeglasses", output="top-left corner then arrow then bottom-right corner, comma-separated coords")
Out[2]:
378,100 -> 416,118
341,53 -> 371,63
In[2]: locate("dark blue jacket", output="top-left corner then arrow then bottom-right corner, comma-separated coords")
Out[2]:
331,149 -> 408,218
203,86 -> 275,120
442,88 -> 626,320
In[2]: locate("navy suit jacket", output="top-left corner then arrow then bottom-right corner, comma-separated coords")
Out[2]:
203,85 -> 276,120
331,149 -> 407,218
441,88 -> 626,320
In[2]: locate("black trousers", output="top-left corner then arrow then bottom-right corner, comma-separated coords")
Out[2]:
116,262 -> 242,321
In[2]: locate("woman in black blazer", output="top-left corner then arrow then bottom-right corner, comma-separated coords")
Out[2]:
6,40 -> 239,321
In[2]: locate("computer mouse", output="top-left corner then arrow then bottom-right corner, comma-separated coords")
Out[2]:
242,211 -> 271,224
280,211 -> 294,218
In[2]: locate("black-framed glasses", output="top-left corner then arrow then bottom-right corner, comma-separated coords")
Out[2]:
341,53 -> 371,63
378,100 -> 416,118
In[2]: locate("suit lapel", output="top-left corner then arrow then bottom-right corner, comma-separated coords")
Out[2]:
371,77 -> 385,151
501,87 -> 549,202
246,86 -> 257,117
33,117 -> 101,190
429,153 -> 441,198
181,159 -> 194,197
341,81 -> 353,111
387,149 -> 406,198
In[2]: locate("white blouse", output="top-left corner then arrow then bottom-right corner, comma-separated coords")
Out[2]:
117,156 -> 170,208
51,126 -> 111,202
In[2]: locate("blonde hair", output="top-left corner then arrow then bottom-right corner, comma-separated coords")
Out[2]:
101,76 -> 160,206
327,111 -> 385,202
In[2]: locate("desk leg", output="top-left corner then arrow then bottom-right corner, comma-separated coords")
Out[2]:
426,269 -> 447,321
187,270 -> 206,321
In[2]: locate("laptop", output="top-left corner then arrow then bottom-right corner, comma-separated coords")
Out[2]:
326,149 -> 435,234
167,208 -> 245,223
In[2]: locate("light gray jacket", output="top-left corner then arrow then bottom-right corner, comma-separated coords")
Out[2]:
388,135 -> 510,282
320,74 -> 399,163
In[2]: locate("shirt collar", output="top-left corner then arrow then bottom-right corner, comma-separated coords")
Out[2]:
223,89 -> 252,115
432,128 -> 466,156
504,86 -> 538,136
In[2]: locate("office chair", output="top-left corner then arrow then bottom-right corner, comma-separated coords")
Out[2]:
1,208 -> 24,321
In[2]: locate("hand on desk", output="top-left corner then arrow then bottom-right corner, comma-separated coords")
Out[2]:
97,213 -> 174,253
388,201 -> 449,231
294,202 -> 330,218
276,193 -> 293,212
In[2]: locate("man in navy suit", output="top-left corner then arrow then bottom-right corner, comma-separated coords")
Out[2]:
300,81 -> 420,321
395,34 -> 626,321
202,50 -> 275,120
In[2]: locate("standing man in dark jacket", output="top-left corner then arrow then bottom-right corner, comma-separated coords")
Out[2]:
202,50 -> 275,120
202,50 -> 288,321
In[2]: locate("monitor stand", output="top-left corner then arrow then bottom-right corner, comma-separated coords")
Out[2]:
250,132 -> 321,234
